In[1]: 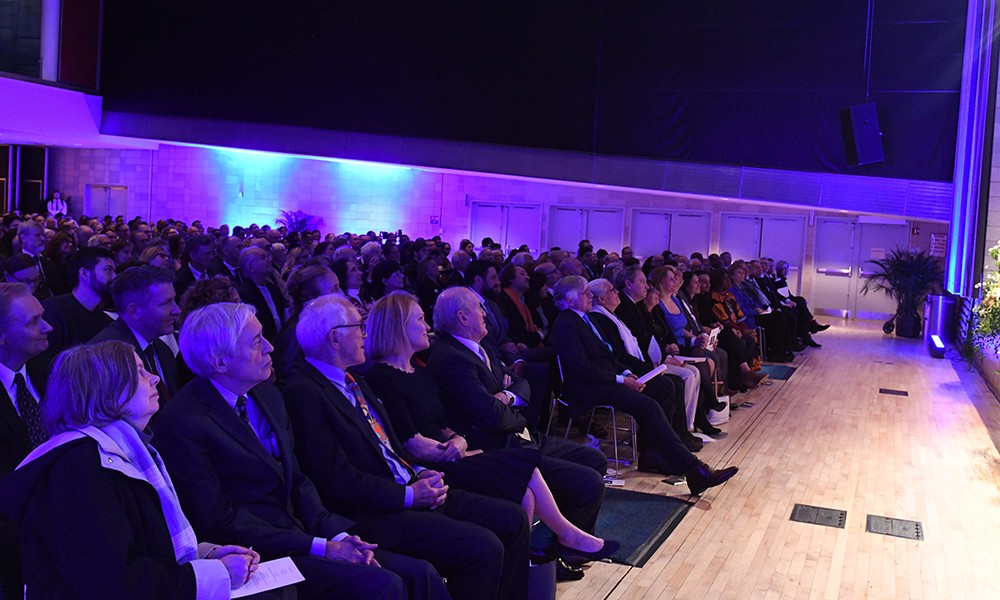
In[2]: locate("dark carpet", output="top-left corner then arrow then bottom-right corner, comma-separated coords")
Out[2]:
759,364 -> 797,380
593,488 -> 692,567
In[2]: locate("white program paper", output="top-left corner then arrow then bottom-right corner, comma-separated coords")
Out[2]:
636,364 -> 668,384
231,556 -> 305,598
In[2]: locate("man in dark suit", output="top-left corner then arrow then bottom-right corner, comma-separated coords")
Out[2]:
31,247 -> 116,373
91,266 -> 181,400
16,222 -> 52,301
238,246 -> 288,343
213,235 -> 245,286
465,260 -> 554,430
548,276 -> 739,496
153,303 -> 446,599
283,295 -> 530,600
0,282 -> 53,599
426,287 -> 607,544
173,234 -> 223,298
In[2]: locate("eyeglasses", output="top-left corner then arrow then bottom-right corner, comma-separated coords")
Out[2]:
5,272 -> 40,286
331,322 -> 366,334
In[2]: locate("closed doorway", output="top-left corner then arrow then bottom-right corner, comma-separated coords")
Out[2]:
720,213 -> 806,294
811,217 -> 908,320
548,206 -> 624,254
629,209 -> 711,259
84,184 -> 128,218
470,202 -> 542,253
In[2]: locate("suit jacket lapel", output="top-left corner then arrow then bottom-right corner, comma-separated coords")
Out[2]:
197,380 -> 284,479
0,386 -> 29,444
303,364 -> 387,460
444,334 -> 501,388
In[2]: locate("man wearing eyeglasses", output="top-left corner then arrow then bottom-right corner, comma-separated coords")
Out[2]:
15,222 -> 52,301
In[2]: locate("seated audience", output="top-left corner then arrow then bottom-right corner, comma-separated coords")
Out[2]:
237,246 -> 288,344
548,276 -> 739,493
153,303 -> 443,599
367,260 -> 405,302
3,253 -> 42,299
332,258 -> 368,321
362,293 -> 619,569
41,231 -> 76,296
426,287 -> 609,549
729,261 -> 797,362
284,294 -> 534,600
496,264 -> 544,348
707,270 -> 767,390
0,340 -> 265,599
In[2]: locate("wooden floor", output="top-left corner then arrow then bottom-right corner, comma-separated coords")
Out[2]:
558,320 -> 1000,600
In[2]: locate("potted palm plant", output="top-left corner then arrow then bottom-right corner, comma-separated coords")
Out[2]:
860,248 -> 944,338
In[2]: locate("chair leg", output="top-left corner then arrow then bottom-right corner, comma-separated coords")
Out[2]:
607,406 -> 619,469
628,416 -> 638,464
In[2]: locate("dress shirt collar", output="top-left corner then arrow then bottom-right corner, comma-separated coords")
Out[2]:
126,322 -> 152,351
188,263 -> 207,281
210,379 -> 245,412
451,334 -> 486,361
304,357 -> 350,388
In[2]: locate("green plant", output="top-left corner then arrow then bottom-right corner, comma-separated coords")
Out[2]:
860,248 -> 944,318
973,241 -> 1000,355
275,209 -> 324,234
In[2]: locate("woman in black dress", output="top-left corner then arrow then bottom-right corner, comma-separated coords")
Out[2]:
361,292 -> 617,561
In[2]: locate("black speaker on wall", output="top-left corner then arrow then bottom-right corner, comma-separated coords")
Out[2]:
840,102 -> 884,166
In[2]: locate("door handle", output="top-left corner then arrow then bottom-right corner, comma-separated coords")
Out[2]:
816,267 -> 851,276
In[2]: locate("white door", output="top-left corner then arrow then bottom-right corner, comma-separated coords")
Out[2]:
669,212 -> 711,258
760,216 -> 806,294
719,214 -> 761,261
812,218 -> 855,317
470,204 -> 504,251
505,205 -> 542,253
84,184 -> 128,218
631,210 -> 670,259
853,222 -> 909,320
586,208 -> 625,255
548,207 -> 585,252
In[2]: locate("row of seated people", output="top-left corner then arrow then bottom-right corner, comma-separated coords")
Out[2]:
0,211 -> 836,586
0,221 -> 745,599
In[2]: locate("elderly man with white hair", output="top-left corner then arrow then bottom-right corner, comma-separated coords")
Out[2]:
153,302 -> 442,599
282,294 -> 530,600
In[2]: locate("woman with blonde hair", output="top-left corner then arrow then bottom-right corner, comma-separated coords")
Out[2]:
361,292 -> 619,564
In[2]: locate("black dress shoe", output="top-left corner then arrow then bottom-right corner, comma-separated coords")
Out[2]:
810,321 -> 830,333
685,462 -> 739,495
804,337 -> 822,348
555,558 -> 585,581
709,399 -> 727,412
555,539 -> 621,565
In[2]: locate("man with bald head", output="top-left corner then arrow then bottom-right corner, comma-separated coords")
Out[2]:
427,286 -> 607,576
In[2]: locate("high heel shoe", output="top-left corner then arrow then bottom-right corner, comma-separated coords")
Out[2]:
554,539 -> 621,565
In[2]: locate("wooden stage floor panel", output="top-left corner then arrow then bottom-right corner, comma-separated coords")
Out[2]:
558,320 -> 1000,600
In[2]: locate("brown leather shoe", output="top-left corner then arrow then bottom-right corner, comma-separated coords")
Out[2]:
685,462 -> 739,495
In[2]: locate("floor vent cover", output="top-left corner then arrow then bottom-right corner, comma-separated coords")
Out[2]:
878,388 -> 908,396
866,515 -> 923,540
790,504 -> 847,529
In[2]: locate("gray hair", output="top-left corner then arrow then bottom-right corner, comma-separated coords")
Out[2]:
44,341 -> 140,434
510,252 -> 533,268
613,265 -> 643,292
433,287 -> 478,335
296,295 -> 356,359
586,278 -> 614,302
553,275 -> 588,310
239,246 -> 270,275
180,303 -> 258,378
333,245 -> 358,263
359,241 -> 382,263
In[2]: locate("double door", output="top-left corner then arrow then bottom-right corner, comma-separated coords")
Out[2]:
470,203 -> 542,253
812,218 -> 909,319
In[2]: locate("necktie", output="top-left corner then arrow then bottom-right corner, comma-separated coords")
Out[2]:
235,395 -> 252,428
478,346 -> 492,371
14,373 -> 46,448
582,314 -> 613,353
143,344 -> 171,402
345,373 -> 415,480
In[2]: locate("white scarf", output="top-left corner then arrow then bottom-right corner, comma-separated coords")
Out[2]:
589,305 -> 644,360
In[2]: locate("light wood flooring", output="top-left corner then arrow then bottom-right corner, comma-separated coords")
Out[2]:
557,320 -> 1000,600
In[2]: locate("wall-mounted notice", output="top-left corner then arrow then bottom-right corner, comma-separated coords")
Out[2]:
929,233 -> 947,257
